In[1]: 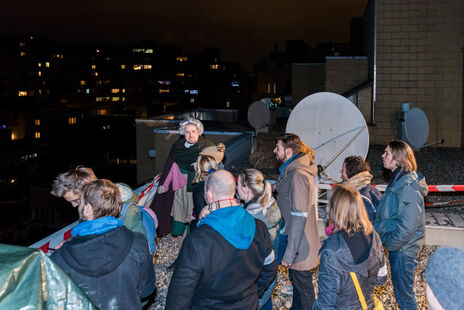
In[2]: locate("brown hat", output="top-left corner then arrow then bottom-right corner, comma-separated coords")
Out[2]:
199,143 -> 226,164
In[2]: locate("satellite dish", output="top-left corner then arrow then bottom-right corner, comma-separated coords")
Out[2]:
248,98 -> 275,130
404,107 -> 429,149
286,92 -> 369,183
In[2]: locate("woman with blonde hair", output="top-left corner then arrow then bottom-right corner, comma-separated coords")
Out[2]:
374,139 -> 428,310
313,184 -> 387,310
237,168 -> 281,310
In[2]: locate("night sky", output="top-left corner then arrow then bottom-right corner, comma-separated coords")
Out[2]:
1,0 -> 368,71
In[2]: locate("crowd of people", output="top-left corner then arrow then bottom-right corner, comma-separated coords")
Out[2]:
46,117 -> 463,310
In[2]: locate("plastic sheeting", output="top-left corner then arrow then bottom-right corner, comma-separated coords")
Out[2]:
0,243 -> 96,309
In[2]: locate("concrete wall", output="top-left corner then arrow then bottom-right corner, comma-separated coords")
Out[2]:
325,57 -> 369,94
291,63 -> 326,106
371,0 -> 464,147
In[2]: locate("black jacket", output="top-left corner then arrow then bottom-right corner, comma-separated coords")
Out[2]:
165,219 -> 276,310
51,226 -> 155,310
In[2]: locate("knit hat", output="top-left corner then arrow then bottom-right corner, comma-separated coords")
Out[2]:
179,118 -> 204,136
200,143 -> 226,164
425,246 -> 464,309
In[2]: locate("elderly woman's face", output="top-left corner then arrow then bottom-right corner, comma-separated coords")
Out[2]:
185,124 -> 200,144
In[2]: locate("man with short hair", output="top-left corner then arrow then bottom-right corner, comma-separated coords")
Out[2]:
165,170 -> 276,310
51,166 -> 97,207
273,133 -> 321,310
51,179 -> 155,310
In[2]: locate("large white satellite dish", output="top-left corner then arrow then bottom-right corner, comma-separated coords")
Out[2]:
404,107 -> 429,149
286,92 -> 369,183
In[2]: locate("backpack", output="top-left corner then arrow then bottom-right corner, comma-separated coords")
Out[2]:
117,183 -> 158,255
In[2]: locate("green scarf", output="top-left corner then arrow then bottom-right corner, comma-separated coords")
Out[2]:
170,136 -> 214,191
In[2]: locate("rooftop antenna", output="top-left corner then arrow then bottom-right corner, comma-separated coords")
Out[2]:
286,92 -> 369,183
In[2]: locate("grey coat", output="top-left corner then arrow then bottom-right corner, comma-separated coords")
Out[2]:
275,154 -> 321,270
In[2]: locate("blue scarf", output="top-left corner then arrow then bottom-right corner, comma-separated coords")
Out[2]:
279,153 -> 300,176
71,216 -> 123,237
199,205 -> 256,249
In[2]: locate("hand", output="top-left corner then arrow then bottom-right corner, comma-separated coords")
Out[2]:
199,206 -> 211,220
157,185 -> 168,194
281,260 -> 293,267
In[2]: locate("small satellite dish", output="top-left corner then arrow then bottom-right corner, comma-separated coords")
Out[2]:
248,98 -> 275,130
404,107 -> 429,149
286,92 -> 369,183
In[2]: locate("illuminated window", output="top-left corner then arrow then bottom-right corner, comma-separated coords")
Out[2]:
267,82 -> 276,94
190,98 -> 195,103
38,71 -> 42,77
96,80 -> 102,85
210,64 -> 219,70
143,64 -> 152,70
60,54 -> 64,59
133,48 -> 144,53
177,73 -> 185,77
68,117 -> 77,125
231,81 -> 239,87
18,91 -> 28,97
91,64 -> 96,70
104,80 -> 110,85
96,49 -> 100,53
45,62 -> 50,68
190,90 -> 198,95
98,109 -> 108,116
122,97 -> 126,102
111,89 -> 120,94
133,64 -> 142,70
106,57 -> 111,61
122,89 -> 126,93
92,72 -> 98,77
158,80 -> 171,85
121,64 -> 126,69
226,101 -> 231,108
159,89 -> 170,94
38,63 -> 42,67
20,51 -> 26,57
80,80 -> 86,86
86,89 -> 90,94
176,56 -> 188,62
35,132 -> 41,139
35,119 -> 40,126
112,97 -> 120,101
20,42 -> 26,47
146,49 -> 153,54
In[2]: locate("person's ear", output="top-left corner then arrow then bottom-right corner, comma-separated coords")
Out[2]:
205,189 -> 214,204
83,203 -> 94,220
285,148 -> 293,159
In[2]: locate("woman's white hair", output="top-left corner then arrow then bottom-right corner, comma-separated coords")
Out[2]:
179,118 -> 204,136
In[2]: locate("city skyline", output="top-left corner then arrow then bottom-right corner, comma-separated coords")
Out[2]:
1,0 -> 368,71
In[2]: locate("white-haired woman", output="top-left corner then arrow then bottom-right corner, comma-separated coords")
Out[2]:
314,184 -> 387,309
150,118 -> 214,269
237,168 -> 281,310
374,139 -> 428,309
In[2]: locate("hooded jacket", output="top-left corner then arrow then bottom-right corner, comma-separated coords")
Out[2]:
165,205 -> 276,310
374,171 -> 428,258
313,231 -> 387,310
275,153 -> 321,270
51,225 -> 155,310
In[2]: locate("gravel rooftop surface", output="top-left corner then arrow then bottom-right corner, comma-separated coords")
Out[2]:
149,129 -> 464,310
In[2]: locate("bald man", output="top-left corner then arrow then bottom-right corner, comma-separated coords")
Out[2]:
166,170 -> 277,310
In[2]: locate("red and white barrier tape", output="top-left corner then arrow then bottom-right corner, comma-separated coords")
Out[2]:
320,184 -> 464,193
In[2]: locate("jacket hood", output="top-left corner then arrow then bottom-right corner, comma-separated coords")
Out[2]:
323,232 -> 383,278
60,226 -> 134,277
283,154 -> 317,177
343,171 -> 373,191
116,183 -> 139,204
390,171 -> 428,197
199,205 -> 255,249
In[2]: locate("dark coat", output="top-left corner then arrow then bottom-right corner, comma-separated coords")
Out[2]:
51,226 -> 155,310
313,231 -> 387,310
165,219 -> 276,310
